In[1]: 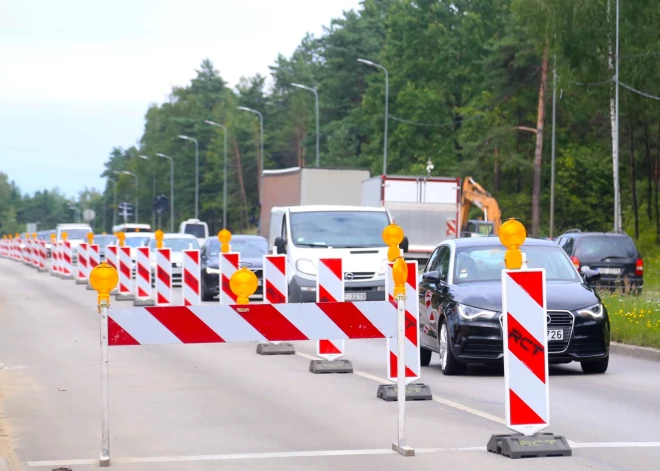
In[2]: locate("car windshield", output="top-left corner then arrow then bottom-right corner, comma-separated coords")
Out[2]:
183,224 -> 206,238
149,238 -> 200,251
453,245 -> 580,284
207,238 -> 268,258
123,237 -> 151,248
60,229 -> 91,240
575,236 -> 637,259
289,211 -> 390,248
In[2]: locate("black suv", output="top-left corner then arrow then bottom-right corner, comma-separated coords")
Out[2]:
554,230 -> 643,293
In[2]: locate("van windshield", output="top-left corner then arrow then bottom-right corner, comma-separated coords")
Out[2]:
183,224 -> 206,238
60,229 -> 91,240
149,238 -> 200,251
289,211 -> 390,248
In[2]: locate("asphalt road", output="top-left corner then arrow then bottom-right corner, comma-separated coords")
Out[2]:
1,258 -> 660,470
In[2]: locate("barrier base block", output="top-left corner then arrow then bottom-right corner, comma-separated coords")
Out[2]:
114,293 -> 134,301
75,278 -> 88,285
487,433 -> 572,459
86,285 -> 96,291
256,343 -> 295,355
37,268 -> 48,273
392,443 -> 415,457
376,383 -> 433,402
309,359 -> 353,374
134,298 -> 155,307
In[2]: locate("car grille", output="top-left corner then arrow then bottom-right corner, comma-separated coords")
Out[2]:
344,272 -> 375,281
547,311 -> 574,353
463,339 -> 503,358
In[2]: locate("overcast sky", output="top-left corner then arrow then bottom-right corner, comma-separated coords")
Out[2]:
0,0 -> 361,198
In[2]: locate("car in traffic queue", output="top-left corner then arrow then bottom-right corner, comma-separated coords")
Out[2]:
148,233 -> 200,287
200,235 -> 268,301
93,234 -> 117,262
113,232 -> 154,277
55,223 -> 93,265
419,237 -> 610,376
554,230 -> 643,293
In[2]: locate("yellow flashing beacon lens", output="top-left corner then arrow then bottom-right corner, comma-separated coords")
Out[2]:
499,218 -> 526,270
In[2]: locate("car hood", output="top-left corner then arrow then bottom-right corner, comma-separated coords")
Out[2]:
452,280 -> 599,312
205,255 -> 264,270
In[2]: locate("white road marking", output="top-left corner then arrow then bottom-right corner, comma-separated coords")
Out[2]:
295,351 -> 505,424
571,442 -> 660,449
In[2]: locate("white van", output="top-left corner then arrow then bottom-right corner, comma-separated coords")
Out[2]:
112,223 -> 151,234
56,223 -> 93,264
179,218 -> 209,246
269,205 -> 408,303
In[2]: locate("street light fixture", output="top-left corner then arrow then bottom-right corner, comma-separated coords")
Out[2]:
140,155 -> 156,228
204,120 -> 228,228
156,153 -> 175,232
358,58 -> 389,175
291,83 -> 320,167
107,177 -> 117,229
237,106 -> 264,207
178,135 -> 199,219
114,170 -> 138,224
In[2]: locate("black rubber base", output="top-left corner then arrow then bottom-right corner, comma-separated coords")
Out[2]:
114,293 -> 134,301
376,383 -> 433,402
133,298 -> 155,307
487,433 -> 572,459
256,343 -> 296,355
309,359 -> 353,374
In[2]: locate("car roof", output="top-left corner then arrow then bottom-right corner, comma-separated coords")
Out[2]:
124,232 -> 154,237
452,237 -> 557,249
208,234 -> 266,242
162,233 -> 197,239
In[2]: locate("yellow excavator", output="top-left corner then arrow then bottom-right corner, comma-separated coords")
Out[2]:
460,176 -> 502,237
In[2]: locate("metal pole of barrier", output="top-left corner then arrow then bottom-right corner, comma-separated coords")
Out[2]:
396,294 -> 406,446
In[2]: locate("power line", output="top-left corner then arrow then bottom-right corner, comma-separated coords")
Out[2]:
620,82 -> 660,101
571,79 -> 613,87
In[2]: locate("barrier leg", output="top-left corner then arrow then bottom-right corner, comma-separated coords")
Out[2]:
392,295 -> 414,457
256,254 -> 294,355
99,300 -> 111,467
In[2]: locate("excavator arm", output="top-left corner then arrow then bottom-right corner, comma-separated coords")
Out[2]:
460,177 -> 502,235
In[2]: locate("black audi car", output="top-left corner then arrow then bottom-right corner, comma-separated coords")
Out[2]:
419,237 -> 610,376
200,235 -> 268,301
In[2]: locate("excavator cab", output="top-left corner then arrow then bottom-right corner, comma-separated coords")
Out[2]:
462,220 -> 494,238
460,177 -> 501,238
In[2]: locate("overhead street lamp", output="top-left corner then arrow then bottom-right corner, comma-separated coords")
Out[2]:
237,106 -> 264,207
204,120 -> 228,229
69,203 -> 80,223
358,58 -> 389,175
114,170 -> 138,223
156,153 -> 175,232
178,135 -> 199,219
107,177 -> 117,229
291,83 -> 320,167
139,155 -> 155,228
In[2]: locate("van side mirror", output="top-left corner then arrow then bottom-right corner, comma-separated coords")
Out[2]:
399,236 -> 409,253
274,237 -> 287,254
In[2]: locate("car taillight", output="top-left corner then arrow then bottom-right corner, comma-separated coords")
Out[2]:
636,258 -> 644,277
571,256 -> 580,269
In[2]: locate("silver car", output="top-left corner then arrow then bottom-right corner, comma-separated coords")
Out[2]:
149,234 -> 201,287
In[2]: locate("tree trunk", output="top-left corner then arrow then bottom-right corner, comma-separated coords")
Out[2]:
233,138 -> 248,208
607,0 -> 621,230
493,146 -> 501,192
644,122 -> 653,220
531,44 -> 549,238
656,121 -> 660,243
628,103 -> 639,239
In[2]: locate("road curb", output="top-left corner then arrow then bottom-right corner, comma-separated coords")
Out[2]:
611,341 -> 660,362
0,457 -> 10,471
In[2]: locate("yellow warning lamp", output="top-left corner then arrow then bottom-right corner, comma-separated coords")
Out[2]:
8,235 -> 13,240
499,218 -> 527,270
116,231 -> 125,247
154,230 -> 164,249
14,233 -> 19,239
392,257 -> 408,298
61,232 -> 68,241
87,232 -> 94,245
50,233 -> 56,241
218,229 -> 231,253
32,232 -> 37,239
102,232 -> 107,235
229,266 -> 258,304
90,262 -> 119,306
382,223 -> 404,262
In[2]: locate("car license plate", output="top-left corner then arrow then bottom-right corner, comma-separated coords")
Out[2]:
596,267 -> 621,275
547,329 -> 564,341
345,292 -> 367,301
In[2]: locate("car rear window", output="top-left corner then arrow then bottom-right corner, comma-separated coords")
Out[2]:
575,236 -> 637,259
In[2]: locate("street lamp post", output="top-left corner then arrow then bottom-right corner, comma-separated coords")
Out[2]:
139,155 -> 155,228
237,106 -> 264,207
291,83 -> 320,167
204,120 -> 228,228
156,153 -> 175,232
179,135 -> 199,219
114,170 -> 138,224
107,177 -> 117,230
550,53 -> 557,239
358,58 -> 389,175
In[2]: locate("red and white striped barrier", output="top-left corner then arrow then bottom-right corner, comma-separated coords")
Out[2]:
182,249 -> 201,306
263,255 -> 287,304
50,241 -> 59,275
502,269 -> 549,435
38,240 -> 47,271
29,238 -> 37,268
155,248 -> 172,306
88,244 -> 100,270
385,261 -> 420,384
317,258 -> 346,361
61,241 -> 73,278
134,247 -> 153,303
107,301 -> 397,346
76,242 -> 89,284
219,252 -> 239,305
117,247 -> 133,298
106,245 -> 118,290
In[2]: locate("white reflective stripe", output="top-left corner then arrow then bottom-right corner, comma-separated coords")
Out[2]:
77,243 -> 88,278
136,248 -> 151,298
119,248 -> 132,293
386,337 -> 420,380
220,253 -> 239,305
109,308 -> 182,345
189,306 -> 268,342
507,352 -> 548,424
156,249 -> 172,305
88,245 -> 100,268
183,250 -> 200,306
505,272 -> 546,344
317,258 -> 343,301
106,245 -> 118,270
353,301 -> 397,338
264,255 -> 287,303
277,303 -> 347,340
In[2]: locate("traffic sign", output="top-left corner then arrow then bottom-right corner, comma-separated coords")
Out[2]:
153,195 -> 169,214
83,209 -> 96,221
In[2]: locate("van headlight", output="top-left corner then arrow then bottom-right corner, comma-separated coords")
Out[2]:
378,258 -> 388,275
456,303 -> 498,320
576,303 -> 603,318
296,258 -> 317,276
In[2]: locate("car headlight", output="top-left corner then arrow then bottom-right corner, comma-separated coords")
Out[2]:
378,258 -> 388,275
456,303 -> 499,320
296,258 -> 317,276
206,267 -> 221,275
576,303 -> 603,318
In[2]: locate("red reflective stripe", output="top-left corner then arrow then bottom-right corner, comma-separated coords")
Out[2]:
157,266 -> 171,288
389,350 -> 416,378
119,263 -> 131,279
232,304 -> 307,341
108,317 -> 140,346
509,388 -> 546,425
508,271 -> 544,308
319,339 -> 342,354
270,256 -> 286,275
265,281 -> 286,304
138,264 -> 150,281
157,292 -> 169,304
318,284 -> 338,303
507,313 -> 545,383
221,275 -> 237,301
146,307 -> 224,344
321,258 -> 342,281
316,302 -> 384,339
138,287 -> 148,298
185,250 -> 199,263
183,269 -> 199,295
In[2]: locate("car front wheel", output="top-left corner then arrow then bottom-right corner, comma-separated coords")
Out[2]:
581,355 -> 609,374
438,319 -> 466,376
420,347 -> 432,367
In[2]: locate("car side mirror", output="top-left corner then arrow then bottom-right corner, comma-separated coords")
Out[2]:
583,269 -> 601,284
399,236 -> 409,253
274,237 -> 287,255
422,270 -> 441,283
